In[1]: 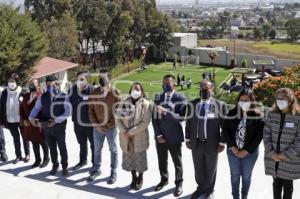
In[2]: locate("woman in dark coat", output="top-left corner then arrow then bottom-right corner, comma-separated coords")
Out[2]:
20,78 -> 49,168
223,89 -> 264,199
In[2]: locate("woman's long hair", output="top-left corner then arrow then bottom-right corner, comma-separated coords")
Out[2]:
128,82 -> 147,99
272,88 -> 300,115
230,88 -> 259,119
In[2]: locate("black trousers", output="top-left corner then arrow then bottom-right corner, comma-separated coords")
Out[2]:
0,127 -> 5,154
156,142 -> 183,186
74,123 -> 94,164
273,177 -> 293,199
7,123 -> 30,158
42,122 -> 68,168
192,141 -> 218,195
32,140 -> 49,163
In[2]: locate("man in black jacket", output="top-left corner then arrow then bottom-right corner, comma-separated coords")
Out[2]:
0,86 -> 8,161
185,80 -> 227,199
152,74 -> 186,197
68,71 -> 94,171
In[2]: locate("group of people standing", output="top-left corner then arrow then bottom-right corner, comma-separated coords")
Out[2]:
0,70 -> 299,199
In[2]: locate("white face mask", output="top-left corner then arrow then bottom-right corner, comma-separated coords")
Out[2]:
239,101 -> 251,111
131,90 -> 142,99
8,82 -> 17,90
76,80 -> 87,89
276,100 -> 289,110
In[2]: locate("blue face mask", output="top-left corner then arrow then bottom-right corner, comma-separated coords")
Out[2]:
163,83 -> 173,93
47,86 -> 58,94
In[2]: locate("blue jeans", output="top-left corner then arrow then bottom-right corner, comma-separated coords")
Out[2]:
93,128 -> 118,172
227,148 -> 258,199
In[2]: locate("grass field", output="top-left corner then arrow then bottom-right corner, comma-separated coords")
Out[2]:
112,62 -> 231,100
253,41 -> 300,55
199,39 -> 300,60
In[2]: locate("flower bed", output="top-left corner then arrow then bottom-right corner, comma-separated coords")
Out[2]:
254,65 -> 300,107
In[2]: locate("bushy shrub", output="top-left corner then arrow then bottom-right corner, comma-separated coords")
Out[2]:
253,65 -> 300,106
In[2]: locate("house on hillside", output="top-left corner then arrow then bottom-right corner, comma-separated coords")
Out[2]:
32,57 -> 78,92
230,18 -> 246,28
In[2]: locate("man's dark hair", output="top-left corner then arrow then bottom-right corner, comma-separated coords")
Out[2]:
163,74 -> 176,81
46,75 -> 57,83
99,69 -> 111,80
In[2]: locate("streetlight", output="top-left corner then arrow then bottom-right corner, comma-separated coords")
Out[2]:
231,26 -> 239,67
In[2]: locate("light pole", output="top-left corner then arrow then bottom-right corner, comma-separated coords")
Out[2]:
231,26 -> 239,67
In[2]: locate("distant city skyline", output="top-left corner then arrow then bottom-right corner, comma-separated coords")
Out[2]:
0,0 -> 299,6
156,0 -> 300,5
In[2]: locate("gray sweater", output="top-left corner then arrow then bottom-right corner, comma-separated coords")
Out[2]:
263,111 -> 300,180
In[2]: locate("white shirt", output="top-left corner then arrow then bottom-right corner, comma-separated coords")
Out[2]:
197,98 -> 212,140
6,86 -> 22,123
186,97 -> 225,146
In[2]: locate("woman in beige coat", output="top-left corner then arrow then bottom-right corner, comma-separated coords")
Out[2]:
115,82 -> 152,190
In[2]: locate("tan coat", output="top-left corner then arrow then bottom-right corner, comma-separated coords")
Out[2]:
89,86 -> 121,132
115,97 -> 152,154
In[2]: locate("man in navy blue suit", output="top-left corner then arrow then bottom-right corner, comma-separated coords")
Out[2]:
152,74 -> 186,197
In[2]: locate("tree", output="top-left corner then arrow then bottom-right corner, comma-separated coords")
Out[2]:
285,18 -> 300,41
0,5 -> 48,85
269,29 -> 276,40
262,23 -> 271,39
148,14 -> 173,59
253,27 -> 263,40
25,0 -> 83,23
77,0 -> 116,68
42,12 -> 78,60
218,11 -> 231,32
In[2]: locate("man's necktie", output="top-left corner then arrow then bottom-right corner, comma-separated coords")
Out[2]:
198,103 -> 207,141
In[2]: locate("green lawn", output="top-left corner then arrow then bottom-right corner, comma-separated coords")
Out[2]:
112,62 -> 231,100
253,42 -> 300,55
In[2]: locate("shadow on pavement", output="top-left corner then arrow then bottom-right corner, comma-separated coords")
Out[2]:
0,164 -> 190,199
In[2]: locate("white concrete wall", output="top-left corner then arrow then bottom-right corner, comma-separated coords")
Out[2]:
38,70 -> 70,92
172,33 -> 197,48
162,46 -> 300,69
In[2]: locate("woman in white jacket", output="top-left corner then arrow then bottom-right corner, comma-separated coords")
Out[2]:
0,74 -> 30,164
115,82 -> 152,191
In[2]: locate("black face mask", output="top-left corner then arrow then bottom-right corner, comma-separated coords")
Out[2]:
200,89 -> 210,100
99,77 -> 109,87
29,85 -> 36,92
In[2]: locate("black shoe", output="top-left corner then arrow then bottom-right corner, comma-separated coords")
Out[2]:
0,152 -> 8,162
87,170 -> 101,181
154,181 -> 169,191
31,161 -> 41,168
49,165 -> 59,176
135,175 -> 143,191
89,168 -> 94,174
130,171 -> 138,190
191,189 -> 202,199
62,168 -> 69,177
13,157 -> 23,164
23,155 -> 30,163
205,191 -> 214,199
174,185 -> 183,197
73,162 -> 87,170
40,159 -> 50,168
107,170 -> 117,184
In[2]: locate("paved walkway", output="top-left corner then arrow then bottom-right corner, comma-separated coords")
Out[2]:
0,120 -> 299,199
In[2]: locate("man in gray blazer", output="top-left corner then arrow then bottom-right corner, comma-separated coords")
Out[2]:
185,80 -> 227,199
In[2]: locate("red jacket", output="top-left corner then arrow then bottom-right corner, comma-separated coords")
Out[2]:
20,92 -> 44,142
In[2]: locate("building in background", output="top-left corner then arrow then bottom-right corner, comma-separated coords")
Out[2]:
32,57 -> 78,92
